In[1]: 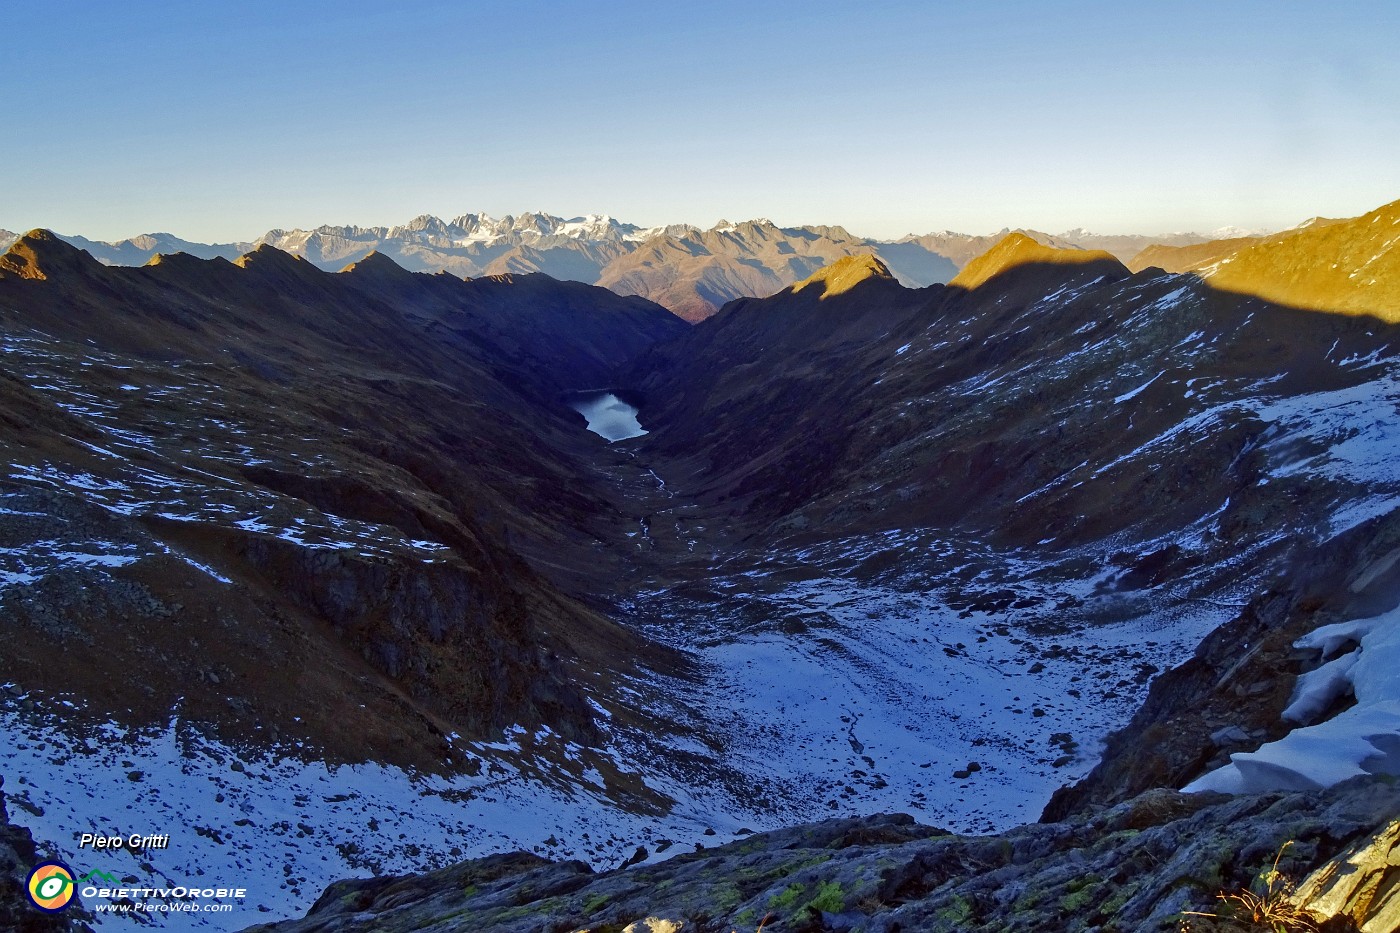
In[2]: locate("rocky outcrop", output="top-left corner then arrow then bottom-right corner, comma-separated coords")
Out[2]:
1293,815 -> 1400,932
0,776 -> 86,932
243,776 -> 1400,933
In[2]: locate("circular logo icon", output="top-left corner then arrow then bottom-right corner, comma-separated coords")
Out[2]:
26,861 -> 76,912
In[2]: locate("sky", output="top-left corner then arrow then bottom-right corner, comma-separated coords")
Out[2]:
4,0 -> 1400,242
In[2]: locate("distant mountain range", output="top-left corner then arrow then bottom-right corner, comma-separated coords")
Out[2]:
0,215 -> 1274,321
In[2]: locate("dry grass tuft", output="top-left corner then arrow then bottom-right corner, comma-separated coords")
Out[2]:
1179,841 -> 1323,932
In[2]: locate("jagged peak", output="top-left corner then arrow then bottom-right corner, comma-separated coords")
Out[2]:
949,232 -> 1125,291
234,243 -> 309,269
0,228 -> 102,280
709,218 -> 778,235
339,250 -> 412,277
792,254 -> 895,299
805,224 -> 857,242
143,251 -> 223,270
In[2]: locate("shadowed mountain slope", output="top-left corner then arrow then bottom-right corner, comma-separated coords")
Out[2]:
226,201 -> 1400,932
628,228 -> 1395,549
621,217 -> 1400,832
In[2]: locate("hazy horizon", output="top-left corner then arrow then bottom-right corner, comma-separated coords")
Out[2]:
5,0 -> 1399,242
0,206 -> 1312,247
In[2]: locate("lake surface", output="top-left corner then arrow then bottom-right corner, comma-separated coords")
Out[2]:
568,392 -> 647,442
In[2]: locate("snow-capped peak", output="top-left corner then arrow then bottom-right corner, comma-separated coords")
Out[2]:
1207,225 -> 1272,239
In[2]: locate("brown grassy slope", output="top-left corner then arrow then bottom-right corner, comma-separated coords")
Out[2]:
1125,217 -> 1354,274
791,253 -> 896,297
1204,200 -> 1400,322
948,232 -> 1125,291
1127,235 -> 1263,273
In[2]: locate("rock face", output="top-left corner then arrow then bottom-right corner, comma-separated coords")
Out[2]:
1293,814 -> 1400,932
242,777 -> 1400,933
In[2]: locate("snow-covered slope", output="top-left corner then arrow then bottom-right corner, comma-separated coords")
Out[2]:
619,527 -> 1249,834
0,693 -> 757,930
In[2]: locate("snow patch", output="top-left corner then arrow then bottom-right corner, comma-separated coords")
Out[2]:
1185,606 -> 1400,794
1113,370 -> 1165,404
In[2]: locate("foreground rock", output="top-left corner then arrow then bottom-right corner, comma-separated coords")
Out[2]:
0,778 -> 87,932
244,776 -> 1400,933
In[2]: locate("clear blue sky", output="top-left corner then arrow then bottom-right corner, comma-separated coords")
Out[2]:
4,1 -> 1399,242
